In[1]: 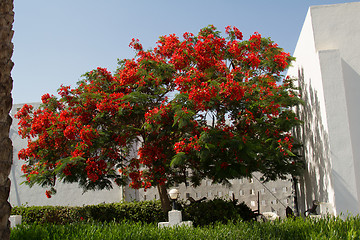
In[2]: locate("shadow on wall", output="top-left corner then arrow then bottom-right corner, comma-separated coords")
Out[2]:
342,59 -> 360,206
9,127 -> 21,206
295,68 -> 333,215
332,170 -> 359,214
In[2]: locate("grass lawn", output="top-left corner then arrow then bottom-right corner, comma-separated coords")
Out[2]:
10,216 -> 360,240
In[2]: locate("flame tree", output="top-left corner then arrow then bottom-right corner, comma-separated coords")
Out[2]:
15,26 -> 303,212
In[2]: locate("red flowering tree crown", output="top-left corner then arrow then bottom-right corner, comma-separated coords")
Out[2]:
15,25 -> 302,200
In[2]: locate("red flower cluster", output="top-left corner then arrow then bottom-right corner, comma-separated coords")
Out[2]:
277,136 -> 294,156
85,158 -> 107,182
45,190 -> 52,198
174,136 -> 200,154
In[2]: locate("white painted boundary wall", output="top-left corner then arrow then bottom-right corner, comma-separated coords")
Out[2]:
287,2 -> 360,217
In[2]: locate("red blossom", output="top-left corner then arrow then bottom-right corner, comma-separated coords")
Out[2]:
45,190 -> 52,198
220,162 -> 229,169
41,93 -> 52,104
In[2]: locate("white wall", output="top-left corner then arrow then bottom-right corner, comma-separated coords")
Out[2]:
287,2 -> 360,216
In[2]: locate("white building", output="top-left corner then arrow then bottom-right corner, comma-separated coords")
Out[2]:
287,2 -> 360,216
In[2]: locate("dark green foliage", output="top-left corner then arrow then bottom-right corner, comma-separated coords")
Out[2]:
78,201 -> 166,223
11,201 -> 165,224
10,205 -> 80,224
11,199 -> 254,226
181,198 -> 254,226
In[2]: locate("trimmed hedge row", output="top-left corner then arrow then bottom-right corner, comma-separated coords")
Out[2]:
11,199 -> 253,226
11,201 -> 165,225
182,198 -> 254,226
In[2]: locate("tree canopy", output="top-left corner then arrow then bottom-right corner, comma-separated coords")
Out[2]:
15,25 -> 302,205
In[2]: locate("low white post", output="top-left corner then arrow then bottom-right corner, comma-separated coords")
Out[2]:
158,210 -> 193,228
319,202 -> 335,216
9,215 -> 22,228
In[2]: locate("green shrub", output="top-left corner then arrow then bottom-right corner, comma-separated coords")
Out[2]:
78,201 -> 165,223
11,205 -> 80,224
11,199 -> 253,226
181,198 -> 254,226
11,200 -> 165,224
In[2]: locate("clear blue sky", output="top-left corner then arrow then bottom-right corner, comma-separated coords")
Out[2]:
11,0 -> 358,104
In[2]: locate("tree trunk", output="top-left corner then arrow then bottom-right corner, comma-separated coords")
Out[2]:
0,1 -> 14,239
157,184 -> 171,213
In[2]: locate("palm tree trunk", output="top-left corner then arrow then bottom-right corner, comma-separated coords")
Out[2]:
0,0 -> 14,239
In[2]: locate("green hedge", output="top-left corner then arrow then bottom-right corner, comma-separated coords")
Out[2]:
11,199 -> 253,226
11,201 -> 166,224
182,198 -> 254,226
